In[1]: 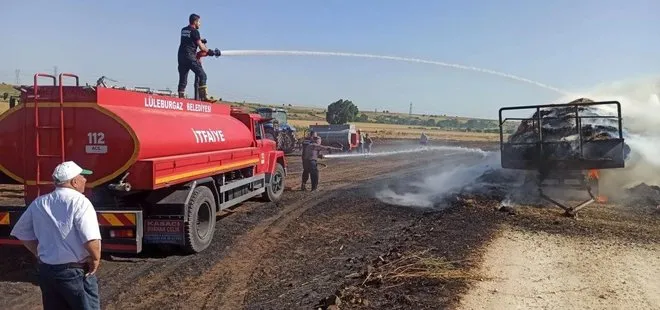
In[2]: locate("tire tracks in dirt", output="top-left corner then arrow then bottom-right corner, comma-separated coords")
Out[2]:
197,187 -> 347,309
0,142 -> 493,310
191,154 -> 467,309
98,153 -> 434,309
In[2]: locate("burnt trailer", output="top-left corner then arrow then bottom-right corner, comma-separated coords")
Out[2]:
309,124 -> 362,153
498,99 -> 629,216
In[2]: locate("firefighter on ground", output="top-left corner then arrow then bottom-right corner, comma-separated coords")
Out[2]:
300,130 -> 317,190
301,134 -> 339,191
177,13 -> 218,101
420,132 -> 429,145
358,132 -> 365,153
363,133 -> 373,153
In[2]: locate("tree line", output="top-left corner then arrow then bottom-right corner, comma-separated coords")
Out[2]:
325,99 -> 518,134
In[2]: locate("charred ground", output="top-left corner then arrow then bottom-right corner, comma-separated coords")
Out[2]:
0,139 -> 658,310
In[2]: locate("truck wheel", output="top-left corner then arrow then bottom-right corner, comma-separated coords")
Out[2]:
263,163 -> 285,202
183,186 -> 217,254
264,128 -> 276,142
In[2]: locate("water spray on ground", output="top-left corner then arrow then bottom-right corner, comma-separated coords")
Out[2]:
323,145 -> 487,159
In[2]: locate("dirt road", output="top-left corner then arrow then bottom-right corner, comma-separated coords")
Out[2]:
0,140 -> 488,309
458,226 -> 660,310
1,139 -> 659,309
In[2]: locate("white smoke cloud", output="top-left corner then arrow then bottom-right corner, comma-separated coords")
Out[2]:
557,76 -> 660,193
375,150 -> 502,208
375,76 -> 660,207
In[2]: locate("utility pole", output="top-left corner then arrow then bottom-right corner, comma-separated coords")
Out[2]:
15,69 -> 20,85
409,102 -> 413,115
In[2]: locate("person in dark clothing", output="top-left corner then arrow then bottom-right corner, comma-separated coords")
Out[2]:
301,136 -> 338,191
300,131 -> 317,190
177,13 -> 217,101
364,133 -> 373,153
300,130 -> 318,159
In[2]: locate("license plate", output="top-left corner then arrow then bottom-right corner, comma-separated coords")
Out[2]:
143,219 -> 184,244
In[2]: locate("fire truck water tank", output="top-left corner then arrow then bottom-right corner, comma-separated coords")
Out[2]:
0,88 -> 256,188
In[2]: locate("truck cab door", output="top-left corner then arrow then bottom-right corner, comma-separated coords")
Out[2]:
254,120 -> 264,148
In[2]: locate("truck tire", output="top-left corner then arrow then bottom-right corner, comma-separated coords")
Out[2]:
263,163 -> 285,202
282,133 -> 296,154
264,128 -> 276,142
183,185 -> 217,254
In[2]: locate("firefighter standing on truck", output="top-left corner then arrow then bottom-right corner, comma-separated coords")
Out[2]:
177,13 -> 218,101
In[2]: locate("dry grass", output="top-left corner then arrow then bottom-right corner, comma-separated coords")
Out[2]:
237,101 -> 477,122
0,83 -> 18,103
289,119 -> 499,141
319,248 -> 480,308
361,249 -> 477,286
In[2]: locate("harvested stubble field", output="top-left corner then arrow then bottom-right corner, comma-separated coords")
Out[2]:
289,119 -> 500,142
0,139 -> 658,310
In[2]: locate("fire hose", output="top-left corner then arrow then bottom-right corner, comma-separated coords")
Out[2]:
287,162 -> 328,175
196,38 -> 222,62
196,48 -> 222,60
191,42 -> 222,100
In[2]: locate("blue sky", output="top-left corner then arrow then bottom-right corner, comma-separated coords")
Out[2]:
1,0 -> 658,119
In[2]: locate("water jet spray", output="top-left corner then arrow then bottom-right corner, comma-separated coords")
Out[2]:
323,145 -> 487,159
220,50 -> 569,95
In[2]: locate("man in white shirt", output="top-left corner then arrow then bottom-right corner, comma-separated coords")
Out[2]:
11,161 -> 102,310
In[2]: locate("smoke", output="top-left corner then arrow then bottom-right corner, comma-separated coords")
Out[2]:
557,76 -> 660,194
375,150 -> 503,208
375,76 -> 660,208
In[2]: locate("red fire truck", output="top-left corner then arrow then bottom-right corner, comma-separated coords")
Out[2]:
0,73 -> 287,254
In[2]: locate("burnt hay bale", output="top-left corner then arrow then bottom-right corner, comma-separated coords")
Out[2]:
506,98 -> 630,162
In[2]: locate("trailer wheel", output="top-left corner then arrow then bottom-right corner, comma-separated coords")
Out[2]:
264,163 -> 285,202
183,186 -> 217,254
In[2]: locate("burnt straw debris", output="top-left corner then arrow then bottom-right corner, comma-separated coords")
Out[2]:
314,247 -> 476,310
507,98 -> 631,161
378,98 -> 656,213
618,183 -> 660,210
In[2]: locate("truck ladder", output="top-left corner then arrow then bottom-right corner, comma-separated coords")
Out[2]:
30,73 -> 80,197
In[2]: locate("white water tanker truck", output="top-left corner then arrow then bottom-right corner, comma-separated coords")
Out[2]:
309,124 -> 362,153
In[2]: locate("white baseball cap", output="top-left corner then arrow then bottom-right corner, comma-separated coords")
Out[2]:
52,161 -> 93,183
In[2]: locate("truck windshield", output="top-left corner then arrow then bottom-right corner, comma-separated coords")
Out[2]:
272,111 -> 287,124
257,109 -> 287,124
